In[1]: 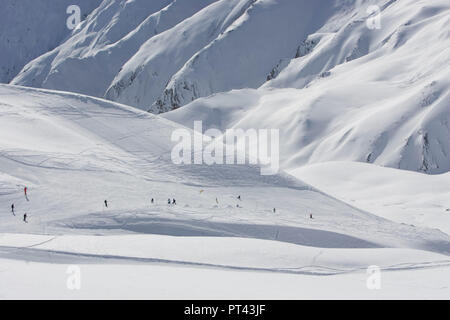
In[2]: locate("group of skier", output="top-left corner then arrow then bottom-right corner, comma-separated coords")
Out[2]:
10,187 -> 29,223
142,194 -> 281,216
101,197 -> 178,209
140,194 -> 287,216
11,188 -> 314,224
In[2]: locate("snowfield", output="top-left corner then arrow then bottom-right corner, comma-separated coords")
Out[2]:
0,85 -> 449,299
0,0 -> 101,83
2,258 -> 449,300
1,0 -> 450,300
10,0 -> 450,174
291,161 -> 450,235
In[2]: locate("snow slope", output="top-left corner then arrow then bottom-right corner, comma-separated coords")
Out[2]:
0,84 -> 450,298
290,162 -> 450,235
1,257 -> 449,299
10,0 -> 450,174
150,0 -> 365,112
3,0 -> 450,299
3,84 -> 447,250
163,0 -> 450,174
106,0 -> 256,112
12,0 -> 376,111
11,0 -> 227,98
0,0 -> 101,83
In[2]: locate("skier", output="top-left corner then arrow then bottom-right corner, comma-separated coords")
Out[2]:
310,213 -> 313,219
151,198 -> 154,204
24,186 -> 29,201
11,204 -> 15,215
23,213 -> 28,223
216,198 -> 219,204
273,208 -> 276,213
104,200 -> 108,208
168,198 -> 171,205
237,195 -> 241,201
172,198 -> 176,205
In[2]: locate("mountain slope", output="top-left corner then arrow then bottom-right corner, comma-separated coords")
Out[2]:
9,0 -> 450,175
10,0 -> 186,96
1,84 -> 449,250
150,0 -> 364,112
0,0 -> 101,83
163,0 -> 450,174
106,0 -> 256,112
10,0 -> 383,111
1,84 -> 450,299
290,161 -> 450,234
11,0 -> 228,98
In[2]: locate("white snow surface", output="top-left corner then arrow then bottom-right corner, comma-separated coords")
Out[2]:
10,0 -> 450,173
291,162 -> 450,235
0,0 -> 101,83
2,0 -> 450,299
0,84 -> 449,299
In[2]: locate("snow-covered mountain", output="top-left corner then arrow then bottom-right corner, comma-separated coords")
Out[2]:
12,0 -> 372,110
162,0 -> 450,174
9,0 -> 450,174
2,0 -> 450,299
0,0 -> 101,83
11,0 -> 226,99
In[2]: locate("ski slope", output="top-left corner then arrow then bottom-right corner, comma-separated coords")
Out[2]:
291,161 -> 450,235
0,84 -> 450,299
